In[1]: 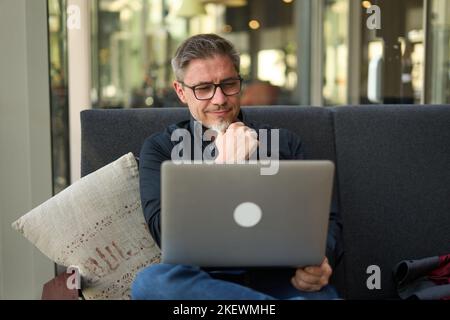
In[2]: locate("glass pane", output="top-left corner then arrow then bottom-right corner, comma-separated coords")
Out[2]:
323,0 -> 349,106
427,0 -> 450,103
92,0 -> 147,108
91,0 -> 299,108
48,0 -> 70,194
360,0 -> 424,104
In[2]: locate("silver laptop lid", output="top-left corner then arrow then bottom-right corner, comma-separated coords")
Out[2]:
161,161 -> 334,268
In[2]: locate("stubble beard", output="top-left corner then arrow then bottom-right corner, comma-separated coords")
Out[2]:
210,119 -> 232,134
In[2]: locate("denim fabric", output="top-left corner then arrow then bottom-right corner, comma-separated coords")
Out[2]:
131,264 -> 340,300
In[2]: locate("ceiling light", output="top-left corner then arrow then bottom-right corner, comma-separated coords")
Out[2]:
249,20 -> 260,30
177,0 -> 206,18
202,0 -> 247,8
362,1 -> 372,9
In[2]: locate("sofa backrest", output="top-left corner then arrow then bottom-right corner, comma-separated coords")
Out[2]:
81,108 -> 190,176
80,106 -> 336,175
332,105 -> 450,299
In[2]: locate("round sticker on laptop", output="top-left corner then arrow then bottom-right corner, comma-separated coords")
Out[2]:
233,202 -> 262,228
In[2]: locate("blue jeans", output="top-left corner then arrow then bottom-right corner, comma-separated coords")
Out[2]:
131,264 -> 340,300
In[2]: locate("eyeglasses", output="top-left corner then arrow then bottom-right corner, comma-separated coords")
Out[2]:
179,76 -> 243,101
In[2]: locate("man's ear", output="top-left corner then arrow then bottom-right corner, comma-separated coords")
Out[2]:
173,81 -> 187,104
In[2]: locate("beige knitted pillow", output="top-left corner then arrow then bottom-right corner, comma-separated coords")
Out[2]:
12,153 -> 160,299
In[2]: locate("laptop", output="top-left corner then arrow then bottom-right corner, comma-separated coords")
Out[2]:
161,160 -> 335,268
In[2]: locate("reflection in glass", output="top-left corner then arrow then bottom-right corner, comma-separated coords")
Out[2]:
323,0 -> 349,105
91,0 -> 298,109
258,49 -> 286,87
427,0 -> 450,103
361,0 -> 424,104
48,0 -> 70,194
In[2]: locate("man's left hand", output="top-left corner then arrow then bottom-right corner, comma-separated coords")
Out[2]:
291,257 -> 332,292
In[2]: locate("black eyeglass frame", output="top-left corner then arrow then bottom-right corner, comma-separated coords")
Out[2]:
178,76 -> 243,101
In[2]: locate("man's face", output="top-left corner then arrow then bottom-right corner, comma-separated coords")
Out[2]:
173,55 -> 241,130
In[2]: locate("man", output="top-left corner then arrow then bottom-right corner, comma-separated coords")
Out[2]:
132,34 -> 342,300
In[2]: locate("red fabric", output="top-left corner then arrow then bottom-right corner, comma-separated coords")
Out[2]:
429,254 -> 450,285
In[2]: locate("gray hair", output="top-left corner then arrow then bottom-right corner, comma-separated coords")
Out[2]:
171,34 -> 240,81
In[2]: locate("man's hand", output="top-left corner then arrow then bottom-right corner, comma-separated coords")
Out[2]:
214,122 -> 258,164
291,257 -> 332,292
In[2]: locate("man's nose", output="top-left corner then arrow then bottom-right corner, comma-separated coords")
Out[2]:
211,86 -> 227,105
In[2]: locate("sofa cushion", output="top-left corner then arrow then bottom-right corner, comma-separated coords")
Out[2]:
333,105 -> 450,299
12,153 -> 161,299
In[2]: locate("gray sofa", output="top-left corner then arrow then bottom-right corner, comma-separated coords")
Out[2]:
80,105 -> 450,299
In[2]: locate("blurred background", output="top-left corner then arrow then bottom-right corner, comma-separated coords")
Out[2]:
46,0 -> 449,191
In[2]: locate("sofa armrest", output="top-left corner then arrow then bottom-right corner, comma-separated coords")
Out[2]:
41,272 -> 80,300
